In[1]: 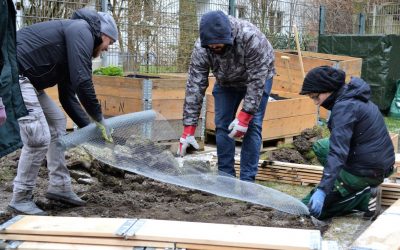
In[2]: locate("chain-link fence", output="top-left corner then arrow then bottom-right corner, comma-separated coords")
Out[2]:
17,0 -> 400,74
14,0 -> 322,74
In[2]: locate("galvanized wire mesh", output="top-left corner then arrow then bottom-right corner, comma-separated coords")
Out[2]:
60,110 -> 310,216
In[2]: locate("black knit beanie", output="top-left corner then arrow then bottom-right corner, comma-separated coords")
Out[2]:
200,11 -> 233,48
299,66 -> 346,95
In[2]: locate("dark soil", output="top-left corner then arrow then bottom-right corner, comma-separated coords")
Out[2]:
0,148 -> 317,231
266,127 -> 324,165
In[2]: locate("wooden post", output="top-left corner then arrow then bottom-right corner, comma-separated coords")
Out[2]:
293,25 -> 305,79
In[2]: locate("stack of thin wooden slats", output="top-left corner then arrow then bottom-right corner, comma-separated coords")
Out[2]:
234,160 -> 400,206
381,182 -> 400,206
235,160 -> 322,186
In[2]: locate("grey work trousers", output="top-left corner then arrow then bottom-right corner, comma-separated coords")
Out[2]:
13,76 -> 71,192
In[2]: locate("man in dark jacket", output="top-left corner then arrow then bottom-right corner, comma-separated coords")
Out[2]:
0,0 -> 28,156
8,8 -> 118,215
178,11 -> 275,182
300,66 -> 394,220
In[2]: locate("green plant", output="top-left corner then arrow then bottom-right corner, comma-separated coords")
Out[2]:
93,66 -> 123,76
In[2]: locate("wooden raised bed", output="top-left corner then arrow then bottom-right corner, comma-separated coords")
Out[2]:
274,50 -> 362,119
45,87 -> 75,130
45,74 -> 205,140
205,77 -> 317,143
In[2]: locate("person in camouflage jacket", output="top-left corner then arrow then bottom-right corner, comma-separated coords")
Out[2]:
178,10 -> 275,181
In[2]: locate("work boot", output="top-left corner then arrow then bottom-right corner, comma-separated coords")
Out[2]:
46,186 -> 86,206
8,190 -> 47,215
363,186 -> 382,221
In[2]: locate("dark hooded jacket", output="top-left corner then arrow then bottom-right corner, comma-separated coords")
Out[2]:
0,0 -> 28,158
16,8 -> 103,128
318,77 -> 395,194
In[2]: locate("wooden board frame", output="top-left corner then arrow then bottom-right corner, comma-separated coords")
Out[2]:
0,216 -> 322,250
205,90 -> 317,141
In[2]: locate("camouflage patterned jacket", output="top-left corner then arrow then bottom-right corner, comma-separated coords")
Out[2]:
183,16 -> 275,126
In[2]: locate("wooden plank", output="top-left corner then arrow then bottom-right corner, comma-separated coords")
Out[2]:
300,51 -> 360,62
234,160 -> 324,173
97,95 -> 142,116
206,113 -> 316,141
3,217 -> 127,237
0,234 -> 173,248
259,167 -> 322,175
97,97 -> 186,119
206,93 -> 315,120
13,241 -> 135,250
206,93 -> 316,120
255,177 -> 303,185
382,194 -> 400,199
260,114 -> 316,139
383,196 -> 400,215
382,183 -> 400,189
129,219 -> 321,250
176,243 -> 263,250
352,199 -> 400,249
266,161 -> 324,171
2,216 -> 321,250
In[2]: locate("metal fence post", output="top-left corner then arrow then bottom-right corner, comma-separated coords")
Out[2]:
319,5 -> 326,35
101,0 -> 108,67
229,0 -> 236,17
358,13 -> 365,34
142,79 -> 153,139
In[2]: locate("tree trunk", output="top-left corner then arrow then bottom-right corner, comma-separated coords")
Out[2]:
177,0 -> 198,73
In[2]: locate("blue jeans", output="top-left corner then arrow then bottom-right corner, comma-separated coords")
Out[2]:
212,78 -> 273,182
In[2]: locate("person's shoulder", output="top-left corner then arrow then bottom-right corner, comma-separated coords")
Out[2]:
66,19 -> 90,30
64,19 -> 92,37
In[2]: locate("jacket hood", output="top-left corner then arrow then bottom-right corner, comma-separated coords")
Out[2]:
339,77 -> 371,102
71,8 -> 102,47
199,11 -> 233,47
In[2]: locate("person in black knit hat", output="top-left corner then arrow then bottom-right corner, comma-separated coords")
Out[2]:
300,66 -> 394,221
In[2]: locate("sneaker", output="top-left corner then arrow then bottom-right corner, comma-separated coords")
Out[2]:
362,186 -> 382,221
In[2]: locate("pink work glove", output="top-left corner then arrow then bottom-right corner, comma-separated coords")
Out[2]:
177,125 -> 199,156
228,110 -> 253,139
0,98 -> 6,126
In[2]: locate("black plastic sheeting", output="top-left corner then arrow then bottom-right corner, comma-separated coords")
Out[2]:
318,34 -> 400,112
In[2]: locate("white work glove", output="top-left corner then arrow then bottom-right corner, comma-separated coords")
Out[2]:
228,110 -> 254,139
177,125 -> 199,156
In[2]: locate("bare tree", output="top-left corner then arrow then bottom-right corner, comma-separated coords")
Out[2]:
20,0 -> 97,26
177,0 -> 198,72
